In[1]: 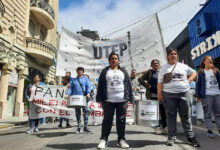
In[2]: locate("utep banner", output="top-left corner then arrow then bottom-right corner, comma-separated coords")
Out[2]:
29,85 -> 135,124
56,14 -> 167,78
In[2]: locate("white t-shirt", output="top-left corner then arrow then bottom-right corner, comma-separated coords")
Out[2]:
204,69 -> 220,95
158,62 -> 196,93
106,68 -> 127,103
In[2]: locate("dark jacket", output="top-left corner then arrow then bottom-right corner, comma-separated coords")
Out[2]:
196,69 -> 220,98
138,69 -> 153,99
96,66 -> 134,103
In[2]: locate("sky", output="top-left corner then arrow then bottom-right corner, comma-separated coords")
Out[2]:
58,0 -> 207,46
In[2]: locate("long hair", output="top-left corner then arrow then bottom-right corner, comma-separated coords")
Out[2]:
199,56 -> 213,70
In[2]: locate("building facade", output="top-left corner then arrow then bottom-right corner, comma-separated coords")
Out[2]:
167,27 -> 194,68
188,0 -> 220,69
0,0 -> 59,119
77,28 -> 100,41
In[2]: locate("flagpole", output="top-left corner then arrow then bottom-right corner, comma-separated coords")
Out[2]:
155,13 -> 167,61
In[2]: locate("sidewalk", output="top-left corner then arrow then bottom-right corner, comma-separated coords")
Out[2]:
0,116 -> 28,129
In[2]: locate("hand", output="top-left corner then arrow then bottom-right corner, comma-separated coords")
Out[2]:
67,83 -> 70,88
64,95 -> 69,99
86,94 -> 90,100
28,99 -> 31,102
188,78 -> 193,84
157,93 -> 163,102
196,97 -> 201,102
136,87 -> 140,91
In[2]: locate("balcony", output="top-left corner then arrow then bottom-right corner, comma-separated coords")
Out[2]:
26,37 -> 56,66
30,0 -> 55,29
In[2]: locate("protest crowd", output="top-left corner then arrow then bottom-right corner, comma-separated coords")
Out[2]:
24,50 -> 220,149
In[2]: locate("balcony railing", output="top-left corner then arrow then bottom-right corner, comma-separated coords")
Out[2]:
26,37 -> 56,57
30,0 -> 54,19
0,0 -> 5,17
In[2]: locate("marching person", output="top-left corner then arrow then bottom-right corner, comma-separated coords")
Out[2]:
130,69 -> 140,99
67,67 -> 92,134
25,74 -> 45,134
157,49 -> 200,147
96,52 -> 134,149
58,75 -> 72,129
196,56 -> 220,138
62,71 -> 73,87
138,59 -> 167,134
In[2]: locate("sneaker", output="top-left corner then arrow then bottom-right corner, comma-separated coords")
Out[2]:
155,127 -> 163,135
207,130 -> 215,138
26,129 -> 34,134
97,139 -> 108,149
66,123 -> 72,128
167,137 -> 176,146
34,127 -> 39,132
75,128 -> 81,134
84,127 -> 94,134
58,124 -> 62,129
162,127 -> 168,134
187,137 -> 200,147
117,139 -> 129,149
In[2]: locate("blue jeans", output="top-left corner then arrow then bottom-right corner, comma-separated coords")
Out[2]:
59,118 -> 70,124
30,119 -> 40,129
75,106 -> 89,128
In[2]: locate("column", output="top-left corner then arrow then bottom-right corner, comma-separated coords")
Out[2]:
14,68 -> 28,117
0,64 -> 14,119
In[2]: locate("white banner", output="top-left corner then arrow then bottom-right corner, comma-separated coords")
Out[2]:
56,14 -> 167,78
29,85 -> 75,119
29,85 -> 135,124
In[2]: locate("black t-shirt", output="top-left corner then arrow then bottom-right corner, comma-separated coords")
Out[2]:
149,70 -> 158,94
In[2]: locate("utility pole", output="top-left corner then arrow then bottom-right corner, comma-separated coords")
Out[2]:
127,31 -> 134,69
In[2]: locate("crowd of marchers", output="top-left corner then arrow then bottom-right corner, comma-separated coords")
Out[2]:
24,50 -> 220,149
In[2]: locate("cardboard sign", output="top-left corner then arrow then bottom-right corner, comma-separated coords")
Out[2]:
68,95 -> 87,107
139,105 -> 158,120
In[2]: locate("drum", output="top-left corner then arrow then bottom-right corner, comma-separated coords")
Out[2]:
136,100 -> 159,127
67,95 -> 87,107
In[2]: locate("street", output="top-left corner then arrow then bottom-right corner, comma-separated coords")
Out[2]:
0,121 -> 219,150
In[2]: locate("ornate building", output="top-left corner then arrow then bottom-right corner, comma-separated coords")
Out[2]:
0,0 -> 59,119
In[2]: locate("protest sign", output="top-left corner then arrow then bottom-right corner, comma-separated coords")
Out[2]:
29,85 -> 136,124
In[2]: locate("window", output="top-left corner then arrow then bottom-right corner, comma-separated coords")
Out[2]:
28,20 -> 35,37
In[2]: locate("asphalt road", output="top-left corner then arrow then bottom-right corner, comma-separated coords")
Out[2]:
0,121 -> 219,150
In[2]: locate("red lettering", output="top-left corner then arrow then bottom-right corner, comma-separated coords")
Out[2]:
65,111 -> 70,116
61,100 -> 67,107
43,108 -> 49,113
95,111 -> 103,117
59,109 -> 65,116
126,110 -> 131,117
89,111 -> 94,116
89,101 -> 95,109
49,108 -> 56,114
49,99 -> 58,107
32,98 -> 40,104
35,107 -> 42,114
41,99 -> 47,106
